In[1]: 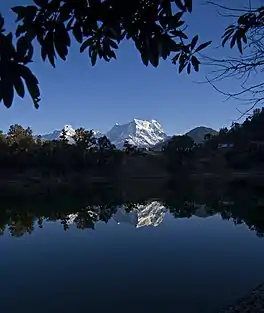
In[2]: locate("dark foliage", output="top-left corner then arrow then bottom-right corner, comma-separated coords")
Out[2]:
0,0 -> 213,108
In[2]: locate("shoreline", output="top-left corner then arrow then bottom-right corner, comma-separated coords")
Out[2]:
218,284 -> 264,313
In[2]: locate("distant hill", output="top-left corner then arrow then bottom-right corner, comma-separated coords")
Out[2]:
152,126 -> 218,151
185,127 -> 218,144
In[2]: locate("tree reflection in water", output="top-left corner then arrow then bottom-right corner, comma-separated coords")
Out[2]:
1,180 -> 264,237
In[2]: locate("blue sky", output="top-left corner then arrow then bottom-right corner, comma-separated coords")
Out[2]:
0,0 -> 261,135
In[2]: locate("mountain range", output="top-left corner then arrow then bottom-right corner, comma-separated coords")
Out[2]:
39,119 -> 218,149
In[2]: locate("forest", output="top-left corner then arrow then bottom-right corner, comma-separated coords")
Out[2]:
0,107 -> 264,188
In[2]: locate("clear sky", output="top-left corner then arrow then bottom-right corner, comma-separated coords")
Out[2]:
0,0 -> 261,135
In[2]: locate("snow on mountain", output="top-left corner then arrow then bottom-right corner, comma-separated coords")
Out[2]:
106,119 -> 167,149
113,201 -> 167,228
40,125 -> 102,143
66,201 -> 167,228
40,124 -> 75,142
39,119 -> 167,148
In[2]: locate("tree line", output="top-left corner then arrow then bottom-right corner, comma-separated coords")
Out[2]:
1,179 -> 264,238
0,124 -> 136,174
162,107 -> 264,172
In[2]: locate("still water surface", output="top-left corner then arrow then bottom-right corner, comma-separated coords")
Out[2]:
1,194 -> 264,313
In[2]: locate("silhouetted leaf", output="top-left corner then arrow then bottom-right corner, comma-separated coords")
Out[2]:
187,62 -> 191,74
194,41 -> 211,53
15,24 -> 27,37
179,54 -> 186,73
172,52 -> 180,64
13,74 -> 25,98
91,50 -> 97,66
179,61 -> 185,73
239,29 -> 247,44
2,74 -> 14,108
222,34 -> 232,47
18,64 -> 40,108
73,23 -> 83,43
174,0 -> 185,11
222,27 -> 235,38
108,39 -> 118,49
108,50 -> 116,59
45,31 -> 56,67
171,30 -> 188,39
11,6 -> 26,21
54,25 -> 68,60
236,36 -> 243,54
230,33 -> 237,49
149,52 -> 159,67
184,0 -> 192,13
16,36 -> 28,60
190,35 -> 198,50
141,51 -> 149,66
191,55 -> 200,72
80,37 -> 94,53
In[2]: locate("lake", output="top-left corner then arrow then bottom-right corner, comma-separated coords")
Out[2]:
1,180 -> 264,313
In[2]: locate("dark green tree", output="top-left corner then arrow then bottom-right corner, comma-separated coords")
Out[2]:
6,124 -> 35,151
123,140 -> 136,154
59,128 -> 69,144
73,128 -> 96,151
97,135 -> 115,153
163,135 -> 194,168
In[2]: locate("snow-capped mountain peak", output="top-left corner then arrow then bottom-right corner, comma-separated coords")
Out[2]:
106,119 -> 167,149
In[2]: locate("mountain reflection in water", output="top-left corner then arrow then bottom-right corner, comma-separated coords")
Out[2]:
1,179 -> 264,237
1,180 -> 264,313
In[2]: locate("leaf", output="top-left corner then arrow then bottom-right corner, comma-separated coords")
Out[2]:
222,27 -> 235,38
179,53 -> 186,73
187,62 -> 191,74
108,50 -> 116,59
239,29 -> 247,44
230,33 -> 237,49
11,6 -> 26,21
171,30 -> 188,39
236,36 -> 243,54
141,51 -> 149,66
172,52 -> 180,64
191,55 -> 200,72
45,31 -> 56,67
13,74 -> 25,98
108,39 -> 118,49
91,50 -> 97,66
15,24 -> 27,37
190,35 -> 198,50
173,11 -> 184,21
18,64 -> 40,108
184,0 -> 192,13
222,34 -> 232,47
16,36 -> 28,60
80,37 -> 94,53
54,26 -> 68,60
174,0 -> 185,11
194,40 -> 211,53
73,23 -> 83,43
178,61 -> 185,73
33,0 -> 48,7
1,73 -> 14,108
149,51 -> 159,68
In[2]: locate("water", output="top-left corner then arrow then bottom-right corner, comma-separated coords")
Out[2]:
1,180 -> 264,313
